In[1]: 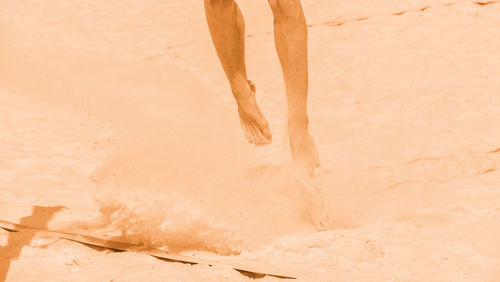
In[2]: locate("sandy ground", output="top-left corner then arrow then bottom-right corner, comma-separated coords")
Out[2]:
1,0 -> 500,281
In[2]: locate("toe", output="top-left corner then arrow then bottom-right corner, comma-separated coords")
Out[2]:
254,130 -> 268,146
259,120 -> 272,143
257,129 -> 272,146
249,123 -> 267,146
240,120 -> 254,144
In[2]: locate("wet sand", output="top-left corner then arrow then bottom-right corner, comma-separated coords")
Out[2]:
1,0 -> 500,281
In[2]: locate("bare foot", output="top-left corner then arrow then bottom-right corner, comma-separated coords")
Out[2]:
289,122 -> 320,176
234,80 -> 272,146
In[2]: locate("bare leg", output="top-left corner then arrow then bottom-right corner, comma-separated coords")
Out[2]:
204,0 -> 272,146
269,0 -> 319,174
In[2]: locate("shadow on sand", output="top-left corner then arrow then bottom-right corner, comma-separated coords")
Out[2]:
0,206 -> 63,282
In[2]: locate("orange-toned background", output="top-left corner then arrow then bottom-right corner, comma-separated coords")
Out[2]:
1,0 -> 499,280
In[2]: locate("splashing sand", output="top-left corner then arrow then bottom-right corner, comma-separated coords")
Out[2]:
88,79 -> 332,254
0,44 -> 335,254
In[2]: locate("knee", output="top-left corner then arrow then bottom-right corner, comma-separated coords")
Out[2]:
204,0 -> 234,9
268,0 -> 302,18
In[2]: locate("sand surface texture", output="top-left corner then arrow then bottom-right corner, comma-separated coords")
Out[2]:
1,0 -> 500,281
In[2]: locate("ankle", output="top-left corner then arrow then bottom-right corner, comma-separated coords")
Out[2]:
288,115 -> 309,132
231,81 -> 254,101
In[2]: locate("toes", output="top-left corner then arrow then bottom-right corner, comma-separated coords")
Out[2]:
240,117 -> 267,146
259,120 -> 272,143
254,131 -> 269,146
249,123 -> 267,146
245,122 -> 259,144
256,127 -> 272,146
240,120 -> 254,144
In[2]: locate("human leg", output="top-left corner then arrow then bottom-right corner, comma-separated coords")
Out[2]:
204,0 -> 272,145
268,0 -> 319,173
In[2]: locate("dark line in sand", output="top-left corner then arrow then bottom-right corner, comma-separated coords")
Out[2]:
393,11 -> 407,16
172,1 -> 494,45
355,17 -> 371,21
474,1 -> 498,5
0,219 -> 296,280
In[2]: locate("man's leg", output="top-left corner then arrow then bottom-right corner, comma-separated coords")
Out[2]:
268,0 -> 319,174
204,0 -> 272,146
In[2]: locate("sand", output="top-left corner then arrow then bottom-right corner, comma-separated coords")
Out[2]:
1,0 -> 500,281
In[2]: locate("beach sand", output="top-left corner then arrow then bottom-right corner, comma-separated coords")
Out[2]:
1,0 -> 500,280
